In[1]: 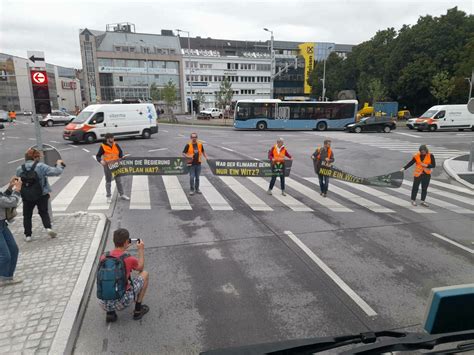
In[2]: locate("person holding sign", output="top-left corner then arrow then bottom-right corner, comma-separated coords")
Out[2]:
312,140 -> 335,197
182,133 -> 208,195
96,133 -> 130,204
267,138 -> 293,196
400,144 -> 436,207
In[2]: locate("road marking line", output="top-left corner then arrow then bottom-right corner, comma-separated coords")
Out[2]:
88,176 -> 115,210
303,178 -> 392,213
394,132 -> 421,138
82,148 -> 90,153
52,176 -> 88,211
401,181 -> 474,206
130,176 -> 151,209
71,144 -> 78,148
148,148 -> 168,152
219,176 -> 272,211
221,147 -> 235,152
162,176 -> 192,210
8,158 -> 24,164
28,138 -> 36,141
161,130 -> 168,133
431,233 -> 474,254
50,140 -> 60,143
248,177 -> 313,212
430,180 -> 474,196
58,148 -> 72,152
199,176 -> 233,210
338,181 -> 436,214
7,136 -> 20,139
284,231 -> 378,317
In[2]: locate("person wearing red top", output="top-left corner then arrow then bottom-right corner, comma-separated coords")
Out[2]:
267,138 -> 293,196
98,228 -> 149,323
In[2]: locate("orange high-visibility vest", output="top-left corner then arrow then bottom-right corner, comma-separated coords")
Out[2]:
272,145 -> 287,163
413,152 -> 432,177
101,143 -> 120,162
317,147 -> 332,161
187,141 -> 203,163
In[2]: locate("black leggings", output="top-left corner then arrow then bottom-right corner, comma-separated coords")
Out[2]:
23,194 -> 51,237
411,174 -> 431,201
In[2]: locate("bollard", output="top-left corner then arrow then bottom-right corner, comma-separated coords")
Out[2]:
469,141 -> 473,172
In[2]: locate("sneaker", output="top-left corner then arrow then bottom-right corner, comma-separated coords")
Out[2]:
323,193 -> 327,198
195,189 -> 202,194
106,196 -> 112,204
46,228 -> 57,238
0,278 -> 23,287
24,236 -> 32,242
281,190 -> 286,196
267,189 -> 272,195
189,190 -> 195,196
411,200 -> 417,206
133,305 -> 150,320
120,194 -> 130,201
320,192 -> 323,196
421,201 -> 429,207
106,311 -> 117,323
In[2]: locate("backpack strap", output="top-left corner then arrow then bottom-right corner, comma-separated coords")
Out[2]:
31,161 -> 39,171
21,164 -> 26,173
117,253 -> 136,301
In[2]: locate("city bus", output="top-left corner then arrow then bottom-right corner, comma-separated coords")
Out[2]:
233,99 -> 358,130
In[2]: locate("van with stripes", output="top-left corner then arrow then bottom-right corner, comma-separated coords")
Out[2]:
413,105 -> 474,132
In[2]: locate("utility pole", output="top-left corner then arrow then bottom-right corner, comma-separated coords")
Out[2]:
264,28 -> 274,99
321,45 -> 333,102
139,40 -> 150,100
176,29 -> 194,116
26,62 -> 43,151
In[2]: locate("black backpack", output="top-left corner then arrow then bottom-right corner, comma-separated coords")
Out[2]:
19,161 -> 43,201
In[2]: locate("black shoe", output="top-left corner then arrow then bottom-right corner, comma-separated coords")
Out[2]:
106,311 -> 117,323
133,304 -> 150,320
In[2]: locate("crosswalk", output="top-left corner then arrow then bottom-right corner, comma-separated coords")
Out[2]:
28,173 -> 474,218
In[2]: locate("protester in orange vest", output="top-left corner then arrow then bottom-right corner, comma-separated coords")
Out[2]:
8,110 -> 16,123
311,139 -> 335,197
400,144 -> 436,207
96,133 -> 129,203
267,138 -> 293,196
182,132 -> 208,195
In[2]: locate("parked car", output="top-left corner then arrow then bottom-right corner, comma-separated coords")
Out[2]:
0,110 -> 8,122
346,116 -> 396,133
406,118 -> 417,129
23,110 -> 33,115
40,110 -> 76,127
198,108 -> 223,119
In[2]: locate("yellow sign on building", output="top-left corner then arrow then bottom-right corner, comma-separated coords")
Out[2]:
298,42 -> 315,94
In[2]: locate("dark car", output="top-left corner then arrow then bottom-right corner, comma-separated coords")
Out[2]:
346,116 -> 396,133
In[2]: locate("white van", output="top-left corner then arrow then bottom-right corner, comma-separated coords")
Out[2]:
413,104 -> 474,132
63,104 -> 158,143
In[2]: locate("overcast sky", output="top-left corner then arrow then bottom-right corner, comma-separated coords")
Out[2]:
0,0 -> 472,69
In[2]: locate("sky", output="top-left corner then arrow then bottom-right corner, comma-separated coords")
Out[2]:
0,0 -> 472,69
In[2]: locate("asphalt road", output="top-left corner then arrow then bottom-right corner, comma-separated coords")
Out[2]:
1,116 -> 473,354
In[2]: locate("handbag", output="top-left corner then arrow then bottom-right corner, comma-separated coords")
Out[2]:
5,207 -> 17,222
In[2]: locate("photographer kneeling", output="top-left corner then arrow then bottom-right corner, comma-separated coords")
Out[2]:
97,228 -> 149,323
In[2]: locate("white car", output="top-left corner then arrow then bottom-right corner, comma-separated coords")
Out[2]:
40,110 -> 76,127
198,108 -> 223,119
406,118 -> 417,129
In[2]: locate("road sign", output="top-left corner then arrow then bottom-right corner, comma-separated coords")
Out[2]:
27,50 -> 46,68
31,70 -> 48,85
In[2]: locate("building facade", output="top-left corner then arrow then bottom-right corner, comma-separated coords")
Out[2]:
79,23 -> 185,112
0,53 -> 81,112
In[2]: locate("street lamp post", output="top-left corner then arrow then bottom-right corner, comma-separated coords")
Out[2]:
321,45 -> 333,101
263,28 -> 274,99
139,40 -> 150,101
176,29 -> 194,116
466,77 -> 473,102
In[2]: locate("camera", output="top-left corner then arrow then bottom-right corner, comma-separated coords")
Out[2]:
128,238 -> 141,244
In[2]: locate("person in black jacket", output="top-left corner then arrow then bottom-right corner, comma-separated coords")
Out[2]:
400,145 -> 436,207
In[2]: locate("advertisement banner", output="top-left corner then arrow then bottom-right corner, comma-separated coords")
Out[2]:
109,157 -> 189,178
207,159 -> 293,177
298,42 -> 315,94
318,166 -> 404,188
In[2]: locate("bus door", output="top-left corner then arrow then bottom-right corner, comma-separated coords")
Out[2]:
274,103 -> 290,129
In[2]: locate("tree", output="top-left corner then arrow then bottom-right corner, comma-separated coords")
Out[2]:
430,71 -> 455,104
150,83 -> 161,102
162,80 -> 178,123
194,90 -> 206,112
215,77 -> 233,110
367,78 -> 388,104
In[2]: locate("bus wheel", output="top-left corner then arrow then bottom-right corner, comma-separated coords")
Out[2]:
256,121 -> 267,130
429,125 -> 437,132
316,121 -> 327,131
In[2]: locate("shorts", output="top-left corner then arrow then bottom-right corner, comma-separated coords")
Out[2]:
99,275 -> 144,312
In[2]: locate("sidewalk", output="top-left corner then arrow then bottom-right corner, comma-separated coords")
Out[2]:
158,115 -> 234,127
443,154 -> 474,189
0,212 -> 107,354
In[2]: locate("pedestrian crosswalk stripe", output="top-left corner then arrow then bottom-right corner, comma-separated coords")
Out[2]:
303,178 -> 393,213
430,180 -> 474,196
129,176 -> 151,210
52,176 -> 89,211
219,176 -> 272,211
162,176 -> 192,210
401,181 -> 474,206
394,186 -> 474,214
88,176 -> 115,210
199,177 -> 233,211
337,181 -> 436,214
248,177 -> 313,212
49,177 -> 60,186
287,177 -> 353,212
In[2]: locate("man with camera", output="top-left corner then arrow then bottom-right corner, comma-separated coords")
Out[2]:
97,228 -> 149,323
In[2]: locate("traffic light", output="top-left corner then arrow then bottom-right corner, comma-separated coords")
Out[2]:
30,70 -> 51,114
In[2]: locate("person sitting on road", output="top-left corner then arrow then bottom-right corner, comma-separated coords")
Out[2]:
97,228 -> 150,323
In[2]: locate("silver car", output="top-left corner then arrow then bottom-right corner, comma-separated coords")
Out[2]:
40,110 -> 76,127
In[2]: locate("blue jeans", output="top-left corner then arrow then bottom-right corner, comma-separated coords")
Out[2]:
189,164 -> 202,191
318,174 -> 329,194
0,220 -> 19,279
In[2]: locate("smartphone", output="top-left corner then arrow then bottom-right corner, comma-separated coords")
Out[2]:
128,238 -> 141,244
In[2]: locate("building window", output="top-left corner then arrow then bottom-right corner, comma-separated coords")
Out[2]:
129,47 -> 135,53
114,46 -> 121,52
119,76 -> 123,82
227,63 -> 238,70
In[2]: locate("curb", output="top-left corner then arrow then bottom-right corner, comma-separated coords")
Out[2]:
443,157 -> 474,190
158,121 -> 234,130
49,213 -> 110,355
